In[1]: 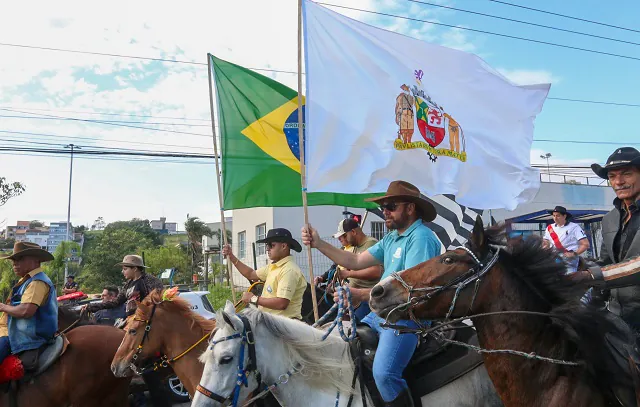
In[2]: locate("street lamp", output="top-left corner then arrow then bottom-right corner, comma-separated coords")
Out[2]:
540,152 -> 552,182
64,144 -> 80,278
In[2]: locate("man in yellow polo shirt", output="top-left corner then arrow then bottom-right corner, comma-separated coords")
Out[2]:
222,228 -> 307,319
0,242 -> 57,369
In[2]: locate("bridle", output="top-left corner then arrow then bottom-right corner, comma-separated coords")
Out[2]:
127,302 -> 213,376
382,245 -> 501,330
195,314 -> 263,407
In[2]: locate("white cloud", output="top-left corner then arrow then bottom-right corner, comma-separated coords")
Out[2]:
497,69 -> 560,86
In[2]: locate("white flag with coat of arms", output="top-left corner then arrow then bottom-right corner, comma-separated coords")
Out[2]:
302,0 -> 550,210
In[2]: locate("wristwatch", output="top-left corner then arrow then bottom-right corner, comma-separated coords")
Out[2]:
250,295 -> 259,306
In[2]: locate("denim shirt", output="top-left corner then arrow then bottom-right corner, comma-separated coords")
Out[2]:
8,272 -> 58,353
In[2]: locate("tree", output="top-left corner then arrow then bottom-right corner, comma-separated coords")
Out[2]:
0,238 -> 15,250
143,246 -> 190,284
105,219 -> 163,246
81,228 -> 153,291
91,217 -> 106,231
29,220 -> 45,229
43,241 -> 81,289
74,225 -> 87,233
212,229 -> 232,246
0,177 -> 25,207
184,217 -> 213,274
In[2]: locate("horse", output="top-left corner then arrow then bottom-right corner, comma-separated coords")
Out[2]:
369,216 -> 640,407
193,301 -> 503,407
0,325 -> 131,406
110,288 -> 215,398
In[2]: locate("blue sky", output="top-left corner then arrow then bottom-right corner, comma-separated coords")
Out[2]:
0,0 -> 637,227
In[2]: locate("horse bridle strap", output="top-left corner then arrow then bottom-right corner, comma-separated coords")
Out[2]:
131,303 -> 158,364
196,314 -> 261,407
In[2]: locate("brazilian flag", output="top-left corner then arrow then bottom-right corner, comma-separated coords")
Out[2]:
211,55 -> 381,210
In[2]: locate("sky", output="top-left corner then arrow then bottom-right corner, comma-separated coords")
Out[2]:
0,0 -> 638,229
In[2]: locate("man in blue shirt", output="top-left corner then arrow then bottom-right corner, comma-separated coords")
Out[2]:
302,180 -> 441,407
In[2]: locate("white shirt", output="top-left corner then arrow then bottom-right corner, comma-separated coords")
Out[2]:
543,222 -> 587,252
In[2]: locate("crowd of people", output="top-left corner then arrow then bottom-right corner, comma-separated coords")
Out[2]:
0,146 -> 637,407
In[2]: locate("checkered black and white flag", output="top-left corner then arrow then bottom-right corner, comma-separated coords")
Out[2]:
366,194 -> 489,250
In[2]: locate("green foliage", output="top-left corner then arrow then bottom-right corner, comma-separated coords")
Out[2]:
42,241 -> 81,290
185,217 -> 213,273
0,238 -> 15,250
143,246 -> 190,284
206,284 -> 234,311
29,220 -> 44,229
81,228 -> 153,292
105,218 -> 163,246
74,225 -> 87,233
0,177 -> 25,207
0,261 -> 15,302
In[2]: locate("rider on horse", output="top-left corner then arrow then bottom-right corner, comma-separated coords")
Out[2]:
223,228 -> 308,320
302,180 -> 442,407
0,242 -> 58,370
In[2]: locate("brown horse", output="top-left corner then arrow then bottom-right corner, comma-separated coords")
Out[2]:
110,289 -> 215,398
1,325 -> 131,406
369,217 -> 639,407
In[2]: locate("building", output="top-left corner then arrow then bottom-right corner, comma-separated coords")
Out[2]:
4,221 -> 30,239
151,217 -> 178,235
202,217 -> 233,252
24,229 -> 50,250
227,180 -> 618,290
48,221 -> 72,254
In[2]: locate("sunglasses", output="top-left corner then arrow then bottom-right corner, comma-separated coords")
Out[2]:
378,202 -> 407,212
266,242 -> 284,249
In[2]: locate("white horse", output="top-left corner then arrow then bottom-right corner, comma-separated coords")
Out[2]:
193,301 -> 503,407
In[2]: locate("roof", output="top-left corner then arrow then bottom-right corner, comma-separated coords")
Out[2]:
507,209 -> 610,224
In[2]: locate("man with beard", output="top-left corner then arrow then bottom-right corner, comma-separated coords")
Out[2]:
302,180 -> 441,407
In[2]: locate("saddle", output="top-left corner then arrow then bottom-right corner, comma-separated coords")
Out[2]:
350,322 -> 484,407
0,334 -> 68,385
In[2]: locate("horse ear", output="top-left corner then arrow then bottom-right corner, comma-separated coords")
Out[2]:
220,311 -> 233,328
224,300 -> 236,316
469,215 -> 486,255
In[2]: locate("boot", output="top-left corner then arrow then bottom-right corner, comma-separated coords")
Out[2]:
384,388 -> 414,407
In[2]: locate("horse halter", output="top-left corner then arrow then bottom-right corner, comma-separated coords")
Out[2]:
385,246 -> 501,327
129,303 -> 159,375
196,314 -> 262,407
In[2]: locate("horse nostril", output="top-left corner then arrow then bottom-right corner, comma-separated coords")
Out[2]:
371,285 -> 385,299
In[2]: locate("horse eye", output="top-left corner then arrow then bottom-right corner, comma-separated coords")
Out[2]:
128,329 -> 137,335
443,257 -> 453,265
220,356 -> 233,365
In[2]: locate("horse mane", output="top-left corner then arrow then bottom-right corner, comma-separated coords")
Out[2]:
136,289 -> 216,333
202,307 -> 356,394
484,225 -> 636,398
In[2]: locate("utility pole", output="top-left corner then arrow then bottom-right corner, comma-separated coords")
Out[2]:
540,152 -> 552,182
64,144 -> 79,279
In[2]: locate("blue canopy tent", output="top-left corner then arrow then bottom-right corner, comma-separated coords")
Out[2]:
506,209 -> 610,258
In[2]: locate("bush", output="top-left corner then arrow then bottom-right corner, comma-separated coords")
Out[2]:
207,284 -> 234,311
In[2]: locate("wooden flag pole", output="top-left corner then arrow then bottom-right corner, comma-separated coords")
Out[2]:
298,0 -> 319,322
207,53 -> 237,304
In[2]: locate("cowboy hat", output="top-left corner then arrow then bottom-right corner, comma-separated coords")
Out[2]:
364,180 -> 437,222
256,228 -> 302,253
0,241 -> 54,262
548,205 -> 573,221
591,147 -> 640,179
115,254 -> 148,269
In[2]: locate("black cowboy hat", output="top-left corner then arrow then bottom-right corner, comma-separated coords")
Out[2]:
548,205 -> 573,221
0,241 -> 54,262
256,228 -> 302,253
591,147 -> 640,179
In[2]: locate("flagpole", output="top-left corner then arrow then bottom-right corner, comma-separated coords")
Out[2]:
207,53 -> 237,304
298,0 -> 319,322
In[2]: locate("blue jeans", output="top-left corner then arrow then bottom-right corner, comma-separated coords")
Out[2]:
361,312 -> 421,401
353,302 -> 371,324
0,336 -> 11,365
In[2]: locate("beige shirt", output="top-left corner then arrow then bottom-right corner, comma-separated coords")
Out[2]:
344,237 -> 380,289
256,256 -> 307,319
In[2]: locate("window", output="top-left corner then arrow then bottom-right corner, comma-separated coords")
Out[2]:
238,231 -> 246,259
370,221 -> 388,241
256,223 -> 267,256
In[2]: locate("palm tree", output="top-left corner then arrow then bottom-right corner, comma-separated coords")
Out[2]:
184,217 -> 213,275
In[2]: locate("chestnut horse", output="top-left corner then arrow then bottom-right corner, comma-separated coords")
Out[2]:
369,217 -> 639,407
110,289 -> 215,398
1,325 -> 131,406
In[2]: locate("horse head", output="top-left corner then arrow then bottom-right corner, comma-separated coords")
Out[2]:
370,216 -> 497,322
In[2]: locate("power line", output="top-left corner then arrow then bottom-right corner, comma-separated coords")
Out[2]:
0,42 -> 297,74
0,108 -> 213,138
0,146 -> 216,159
0,151 -> 215,165
407,0 -> 640,47
0,129 -> 212,151
318,3 -> 640,63
0,106 -> 211,121
534,139 -> 640,146
486,0 -> 640,34
0,114 -> 212,127
546,97 -> 640,108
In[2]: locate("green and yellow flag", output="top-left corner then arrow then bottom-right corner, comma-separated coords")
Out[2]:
211,55 -> 380,210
